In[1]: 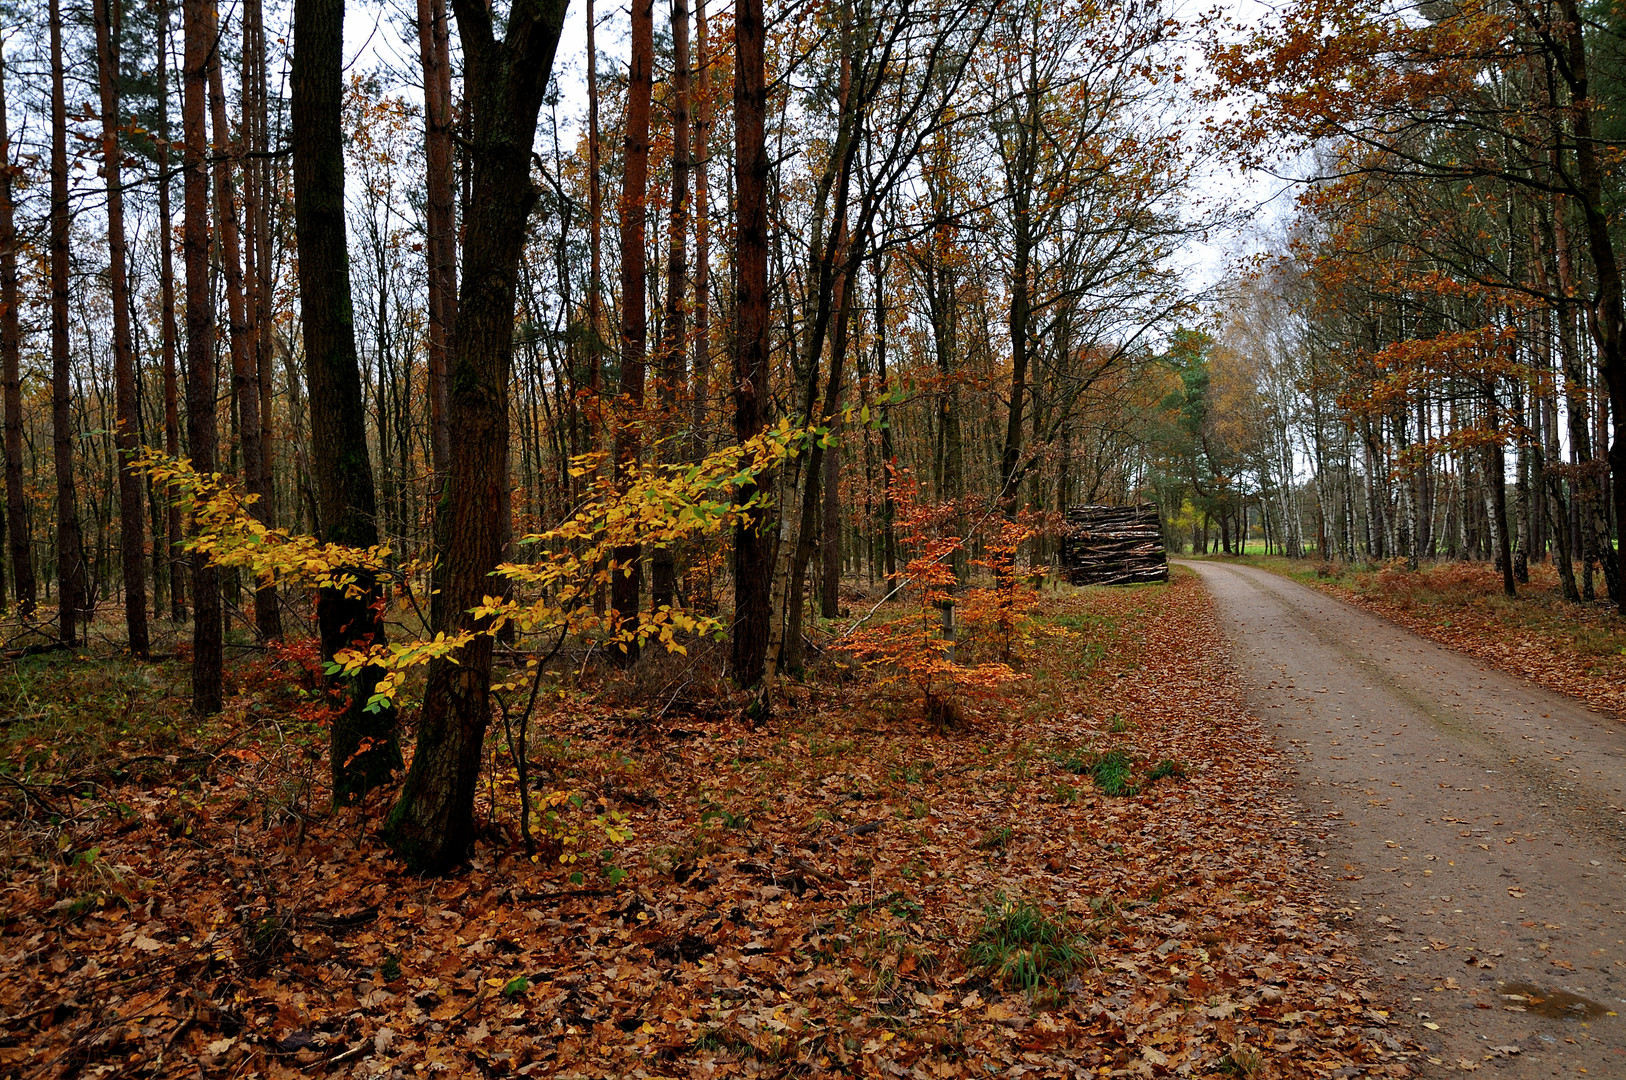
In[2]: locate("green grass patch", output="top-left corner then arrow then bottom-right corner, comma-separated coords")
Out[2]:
1088,749 -> 1136,796
1146,759 -> 1185,784
966,894 -> 1089,994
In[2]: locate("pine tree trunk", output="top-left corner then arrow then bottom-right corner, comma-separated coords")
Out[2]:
50,0 -> 86,647
156,0 -> 185,621
732,0 -> 772,688
95,0 -> 149,655
652,0 -> 691,614
1485,394 -> 1517,598
291,0 -> 401,796
204,15 -> 278,642
182,0 -> 222,707
612,0 -> 655,657
243,0 -> 281,633
0,50 -> 34,616
690,0 -> 711,468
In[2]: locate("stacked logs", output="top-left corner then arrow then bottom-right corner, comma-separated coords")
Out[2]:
1060,503 -> 1168,586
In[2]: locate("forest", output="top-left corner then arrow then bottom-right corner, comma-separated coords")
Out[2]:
0,0 -> 1624,1074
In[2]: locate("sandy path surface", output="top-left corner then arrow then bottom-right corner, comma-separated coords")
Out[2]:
1180,559 -> 1626,1077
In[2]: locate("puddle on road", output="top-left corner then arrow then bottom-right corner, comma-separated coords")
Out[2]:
1497,982 -> 1613,1020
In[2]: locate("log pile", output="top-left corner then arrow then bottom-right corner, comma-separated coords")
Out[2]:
1060,503 -> 1168,586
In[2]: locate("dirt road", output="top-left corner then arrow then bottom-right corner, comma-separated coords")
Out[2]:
1181,559 -> 1626,1077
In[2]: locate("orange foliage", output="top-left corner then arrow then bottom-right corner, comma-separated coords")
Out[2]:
842,474 -> 1027,724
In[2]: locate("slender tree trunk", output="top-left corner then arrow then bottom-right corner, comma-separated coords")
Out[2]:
821,14 -> 857,624
206,14 -> 279,642
584,0 -> 608,619
587,0 -> 604,416
821,279 -> 851,620
243,0 -> 281,622
612,0 -> 654,657
732,0 -> 772,688
652,0 -> 690,614
778,16 -> 859,675
1512,386 -> 1532,583
0,50 -> 34,616
95,0 -> 149,655
1543,350 -> 1580,601
182,0 -> 221,706
292,0 -> 402,796
999,79 -> 1039,508
1485,392 -> 1517,597
155,0 -> 185,620
50,0 -> 86,647
419,0 -> 456,491
384,0 -> 567,874
875,246 -> 896,582
690,0 -> 711,466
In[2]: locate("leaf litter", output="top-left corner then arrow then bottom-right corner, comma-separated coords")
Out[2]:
0,570 -> 1419,1077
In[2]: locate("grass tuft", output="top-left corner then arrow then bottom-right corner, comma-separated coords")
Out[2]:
1146,759 -> 1186,784
967,894 -> 1089,993
976,825 -> 1014,852
1088,749 -> 1136,796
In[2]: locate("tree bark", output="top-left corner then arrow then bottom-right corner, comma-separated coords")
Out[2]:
731,0 -> 772,688
999,76 -> 1039,509
1484,391 -> 1517,598
50,0 -> 86,647
1557,0 -> 1626,613
0,49 -> 34,616
182,0 -> 221,707
206,14 -> 279,642
419,0 -> 456,492
612,0 -> 654,658
587,0 -> 604,419
652,0 -> 691,615
292,0 -> 402,797
690,0 -> 711,466
243,0 -> 281,626
821,273 -> 852,621
875,247 -> 896,583
156,0 -> 185,621
383,0 -> 567,874
95,0 -> 150,656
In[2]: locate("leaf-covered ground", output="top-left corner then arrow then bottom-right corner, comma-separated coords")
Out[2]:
1233,556 -> 1626,720
0,571 -> 1418,1077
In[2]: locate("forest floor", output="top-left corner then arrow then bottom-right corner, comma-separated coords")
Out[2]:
1226,556 -> 1626,720
0,571 -> 1419,1079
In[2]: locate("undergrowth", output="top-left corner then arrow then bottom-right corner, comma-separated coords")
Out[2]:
966,893 -> 1089,994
